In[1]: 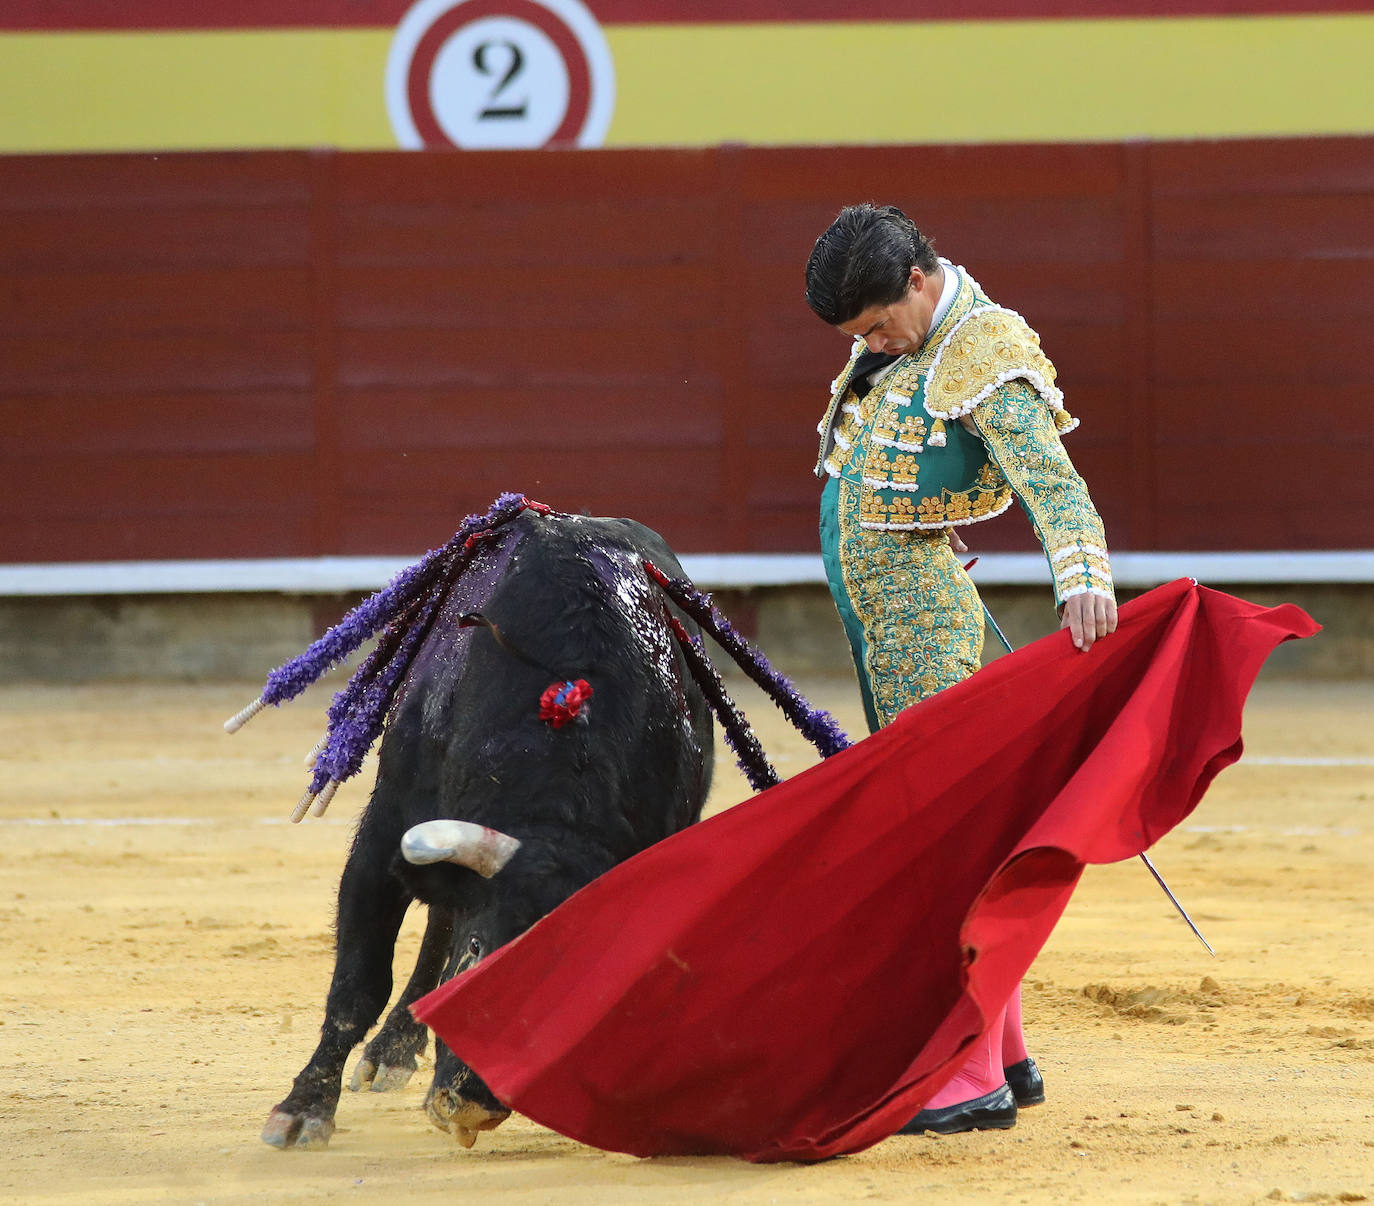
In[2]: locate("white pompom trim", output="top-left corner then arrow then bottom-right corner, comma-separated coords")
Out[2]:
922,304 -> 1066,422
1055,561 -> 1110,586
928,364 -> 1065,423
871,436 -> 924,453
1052,542 -> 1109,563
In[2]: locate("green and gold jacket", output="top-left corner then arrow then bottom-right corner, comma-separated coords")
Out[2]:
814,264 -> 1114,605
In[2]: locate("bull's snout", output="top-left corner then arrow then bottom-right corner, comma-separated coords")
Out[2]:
400,820 -> 521,878
426,1085 -> 512,1149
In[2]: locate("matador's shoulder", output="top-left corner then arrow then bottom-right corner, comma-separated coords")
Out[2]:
923,305 -> 1078,435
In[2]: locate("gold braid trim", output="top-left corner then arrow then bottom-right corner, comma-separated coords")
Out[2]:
969,379 -> 1115,607
924,307 -> 1078,435
814,338 -> 868,477
835,478 -> 984,722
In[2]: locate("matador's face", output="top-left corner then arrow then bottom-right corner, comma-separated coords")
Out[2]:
837,264 -> 944,357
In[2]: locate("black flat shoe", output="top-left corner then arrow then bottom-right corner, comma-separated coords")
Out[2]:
898,1083 -> 1017,1135
1004,1057 -> 1045,1107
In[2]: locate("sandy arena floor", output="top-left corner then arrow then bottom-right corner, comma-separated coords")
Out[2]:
1,674 -> 1372,1205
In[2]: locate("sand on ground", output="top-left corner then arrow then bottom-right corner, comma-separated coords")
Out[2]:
1,675 -> 1372,1206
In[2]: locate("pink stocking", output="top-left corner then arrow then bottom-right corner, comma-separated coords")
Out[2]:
1001,981 -> 1028,1067
926,1002 -> 1008,1109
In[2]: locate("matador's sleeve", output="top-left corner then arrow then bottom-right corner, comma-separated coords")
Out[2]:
969,380 -> 1115,607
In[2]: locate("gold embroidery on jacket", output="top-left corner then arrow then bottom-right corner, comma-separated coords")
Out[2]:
834,477 -> 984,725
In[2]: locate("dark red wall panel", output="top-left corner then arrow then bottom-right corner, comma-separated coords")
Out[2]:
7,2 -> 1369,32
2,136 -> 1371,564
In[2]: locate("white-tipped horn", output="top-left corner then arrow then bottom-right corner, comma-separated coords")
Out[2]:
401,821 -> 521,879
224,697 -> 266,734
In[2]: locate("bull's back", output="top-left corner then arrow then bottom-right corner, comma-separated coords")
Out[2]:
371,511 -> 713,868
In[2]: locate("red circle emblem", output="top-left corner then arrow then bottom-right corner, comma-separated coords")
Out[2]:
386,0 -> 615,150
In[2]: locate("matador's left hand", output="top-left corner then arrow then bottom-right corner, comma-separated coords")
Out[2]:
1060,592 -> 1118,651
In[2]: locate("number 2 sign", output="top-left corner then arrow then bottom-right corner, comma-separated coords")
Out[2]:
386,0 -> 615,149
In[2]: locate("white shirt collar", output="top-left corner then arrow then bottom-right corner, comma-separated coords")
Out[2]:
926,257 -> 959,340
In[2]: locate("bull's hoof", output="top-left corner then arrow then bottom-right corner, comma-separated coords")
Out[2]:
261,1108 -> 336,1150
350,1056 -> 418,1094
426,1088 -> 510,1149
353,1019 -> 426,1093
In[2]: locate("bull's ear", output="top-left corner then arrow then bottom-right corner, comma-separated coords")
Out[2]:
400,821 -> 521,878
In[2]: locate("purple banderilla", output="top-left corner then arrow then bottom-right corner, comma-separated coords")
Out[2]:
643,559 -> 852,763
224,493 -> 851,820
222,492 -> 536,818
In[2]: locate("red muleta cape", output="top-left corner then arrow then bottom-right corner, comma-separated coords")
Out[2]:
412,580 -> 1317,1162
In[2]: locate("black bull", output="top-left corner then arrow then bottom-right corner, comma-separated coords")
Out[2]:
262,514 -> 715,1149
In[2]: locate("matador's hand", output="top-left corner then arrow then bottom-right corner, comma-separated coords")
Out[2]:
946,527 -> 969,554
1060,592 -> 1117,651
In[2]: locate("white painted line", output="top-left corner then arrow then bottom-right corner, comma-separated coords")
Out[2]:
0,556 -> 412,597
1108,550 -> 1374,586
0,816 -> 350,827
1239,756 -> 1374,767
1181,824 -> 1363,836
3,816 -> 1361,838
1,549 -> 1372,596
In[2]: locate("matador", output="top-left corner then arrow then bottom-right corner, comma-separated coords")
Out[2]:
805,202 -> 1118,1136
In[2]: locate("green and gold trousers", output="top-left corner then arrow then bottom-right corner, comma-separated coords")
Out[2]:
820,474 -> 985,734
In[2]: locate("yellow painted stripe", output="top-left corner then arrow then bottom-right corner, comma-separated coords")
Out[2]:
607,16 -> 1374,144
0,30 -> 394,152
0,16 -> 1370,153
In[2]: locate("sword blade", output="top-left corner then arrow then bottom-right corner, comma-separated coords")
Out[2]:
1138,852 -> 1215,957
973,590 -> 1216,957
981,602 -> 1016,656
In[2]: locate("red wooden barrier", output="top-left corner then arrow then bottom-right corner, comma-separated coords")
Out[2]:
1,138 -> 1370,562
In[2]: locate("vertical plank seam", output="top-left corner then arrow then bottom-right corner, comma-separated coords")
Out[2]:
1125,141 -> 1158,551
716,147 -> 754,552
307,150 -> 341,559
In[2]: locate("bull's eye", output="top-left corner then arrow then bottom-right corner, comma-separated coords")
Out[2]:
467,936 -> 483,958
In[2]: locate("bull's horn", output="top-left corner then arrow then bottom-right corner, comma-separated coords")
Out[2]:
401,821 -> 521,879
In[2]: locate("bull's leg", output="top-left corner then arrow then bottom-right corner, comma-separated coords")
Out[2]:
262,852 -> 410,1150
350,906 -> 454,1094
